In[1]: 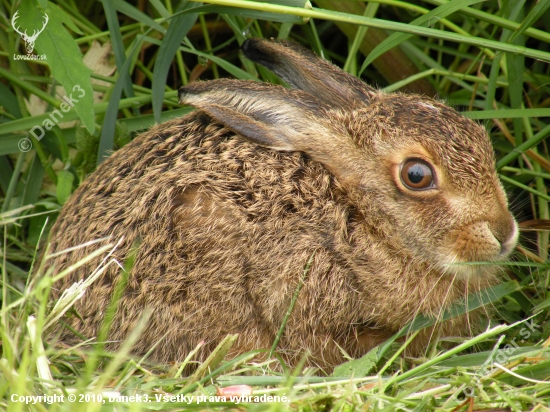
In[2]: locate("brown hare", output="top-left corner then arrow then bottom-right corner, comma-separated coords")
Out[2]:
43,38 -> 518,371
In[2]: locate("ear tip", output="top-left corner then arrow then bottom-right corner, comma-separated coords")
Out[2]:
242,38 -> 318,70
241,38 -> 258,52
178,84 -> 200,105
242,38 -> 269,60
178,86 -> 189,104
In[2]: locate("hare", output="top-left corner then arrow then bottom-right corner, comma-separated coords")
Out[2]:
43,38 -> 518,371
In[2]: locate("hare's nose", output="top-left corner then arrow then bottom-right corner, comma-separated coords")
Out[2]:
490,216 -> 518,257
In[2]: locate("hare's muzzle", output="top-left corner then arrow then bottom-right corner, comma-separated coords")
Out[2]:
448,211 -> 518,277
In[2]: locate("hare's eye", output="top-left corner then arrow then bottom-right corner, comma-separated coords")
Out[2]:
400,159 -> 434,190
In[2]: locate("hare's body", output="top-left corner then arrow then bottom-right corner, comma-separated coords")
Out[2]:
45,39 -> 518,370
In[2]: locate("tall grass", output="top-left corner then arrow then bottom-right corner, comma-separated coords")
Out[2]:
1,0 -> 549,410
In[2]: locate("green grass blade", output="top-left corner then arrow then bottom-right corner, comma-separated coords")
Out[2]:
194,0 -> 312,23
424,0 -> 550,43
502,0 -> 526,149
509,0 -> 550,44
269,252 -> 314,357
385,322 -> 519,388
1,152 -> 25,213
463,108 -> 550,119
152,3 -> 200,123
198,0 -> 550,62
113,0 -> 166,33
96,32 -> 147,163
148,0 -> 170,18
178,46 -> 258,80
0,82 -> 22,119
360,0 -> 484,74
499,175 -> 550,202
21,154 -> 44,207
483,53 -> 502,110
343,2 -> 379,74
102,0 -> 136,102
496,123 -> 550,169
397,281 -> 520,338
0,157 -> 14,193
34,3 -> 95,133
332,281 -> 520,378
0,93 -> 183,152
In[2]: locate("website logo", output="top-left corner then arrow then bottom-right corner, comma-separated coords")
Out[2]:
11,10 -> 48,55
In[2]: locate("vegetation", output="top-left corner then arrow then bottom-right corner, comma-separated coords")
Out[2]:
1,0 -> 549,410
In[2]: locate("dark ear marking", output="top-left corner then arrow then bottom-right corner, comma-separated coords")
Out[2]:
242,38 -> 375,109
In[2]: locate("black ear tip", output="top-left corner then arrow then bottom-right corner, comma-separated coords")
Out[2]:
178,86 -> 190,104
241,38 -> 253,52
178,83 -> 203,104
242,38 -> 266,59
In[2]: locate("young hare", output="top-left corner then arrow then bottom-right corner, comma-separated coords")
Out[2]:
45,38 -> 518,370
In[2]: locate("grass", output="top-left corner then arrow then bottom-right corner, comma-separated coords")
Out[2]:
1,0 -> 550,410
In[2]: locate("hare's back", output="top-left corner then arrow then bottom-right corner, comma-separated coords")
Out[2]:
48,111 -> 347,294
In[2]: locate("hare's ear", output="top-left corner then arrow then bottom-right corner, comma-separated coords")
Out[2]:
179,80 -> 366,186
242,38 -> 375,109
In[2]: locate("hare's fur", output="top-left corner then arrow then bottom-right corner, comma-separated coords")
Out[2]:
44,39 -> 518,371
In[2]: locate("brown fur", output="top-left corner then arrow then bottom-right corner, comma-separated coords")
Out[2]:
42,39 -> 518,372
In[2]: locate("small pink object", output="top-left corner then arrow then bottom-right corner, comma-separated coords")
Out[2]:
216,385 -> 253,397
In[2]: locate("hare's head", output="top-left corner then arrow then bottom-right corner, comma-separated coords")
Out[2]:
179,38 -> 518,279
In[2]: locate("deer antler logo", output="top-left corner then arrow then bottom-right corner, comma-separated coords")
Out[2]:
11,11 -> 49,54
